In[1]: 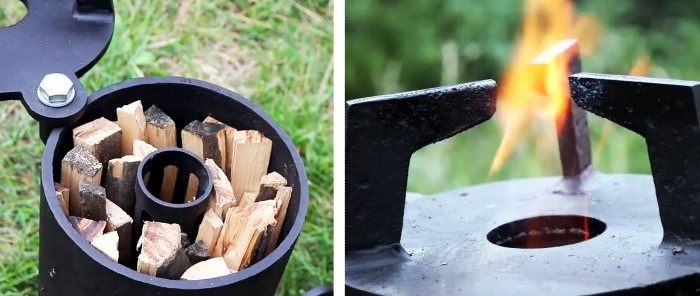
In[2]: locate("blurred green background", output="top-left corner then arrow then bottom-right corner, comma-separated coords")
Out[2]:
0,1 -> 331,295
347,0 -> 700,194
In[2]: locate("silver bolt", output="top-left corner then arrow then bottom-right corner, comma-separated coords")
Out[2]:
37,73 -> 76,108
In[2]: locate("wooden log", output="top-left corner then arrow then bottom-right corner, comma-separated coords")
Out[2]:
117,100 -> 146,155
73,117 -> 122,165
229,130 -> 272,199
79,181 -> 107,221
266,186 -> 293,254
185,240 -> 210,265
137,222 -> 191,279
195,209 -> 223,255
182,121 -> 227,198
218,201 -> 277,271
256,172 -> 287,202
133,139 -> 158,159
205,158 -> 236,217
69,216 -> 106,242
104,155 -> 140,214
204,116 -> 237,176
145,105 -> 178,201
239,192 -> 257,207
54,183 -> 70,217
91,231 -> 120,262
105,198 -> 133,265
181,257 -> 231,280
61,146 -> 103,216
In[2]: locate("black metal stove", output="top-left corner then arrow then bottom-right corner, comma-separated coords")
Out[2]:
345,40 -> 700,295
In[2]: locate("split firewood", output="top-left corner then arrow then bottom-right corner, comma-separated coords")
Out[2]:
78,181 -> 107,221
181,233 -> 191,249
182,121 -> 226,198
181,257 -> 231,280
133,139 -> 158,159
218,201 -> 277,270
185,240 -> 210,265
73,117 -> 122,165
256,172 -> 287,202
105,198 -> 132,265
145,105 -> 178,201
195,209 -> 223,255
204,116 -> 237,175
239,192 -> 257,207
266,186 -> 293,254
61,146 -> 103,216
104,155 -> 140,214
54,183 -> 70,217
69,216 -> 106,242
137,222 -> 191,279
117,100 -> 146,155
205,159 -> 236,217
229,130 -> 272,199
91,231 -> 120,262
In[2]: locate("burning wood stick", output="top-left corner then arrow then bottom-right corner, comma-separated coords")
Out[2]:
145,105 -> 178,201
266,186 -> 292,254
61,146 -> 102,216
137,222 -> 191,279
204,116 -> 237,176
230,130 -> 272,199
218,201 -> 277,271
69,216 -> 106,242
54,183 -> 70,217
195,209 -> 223,255
180,257 -> 231,280
133,139 -> 157,159
256,172 -> 287,202
73,117 -> 122,165
205,159 -> 236,217
105,198 -> 133,265
91,231 -> 120,262
117,100 -> 146,155
79,181 -> 107,221
104,155 -> 140,214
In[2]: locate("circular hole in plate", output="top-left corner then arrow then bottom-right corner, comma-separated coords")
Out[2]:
0,0 -> 28,28
487,215 -> 606,249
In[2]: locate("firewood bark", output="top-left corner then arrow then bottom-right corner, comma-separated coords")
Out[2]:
205,159 -> 236,217
195,209 -> 223,255
54,183 -> 70,217
145,105 -> 178,201
104,155 -> 140,214
79,181 -> 107,221
91,231 -> 120,262
61,146 -> 103,216
266,186 -> 293,254
185,240 -> 210,265
105,198 -> 133,265
117,100 -> 146,155
256,172 -> 287,202
180,257 -> 231,280
137,222 -> 191,279
69,216 -> 106,242
204,116 -> 237,176
73,117 -> 122,165
182,121 -> 227,198
229,130 -> 272,199
218,201 -> 277,271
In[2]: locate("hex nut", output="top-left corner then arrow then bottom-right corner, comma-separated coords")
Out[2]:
37,73 -> 76,108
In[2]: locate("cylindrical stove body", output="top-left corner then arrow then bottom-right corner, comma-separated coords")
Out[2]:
39,77 -> 308,295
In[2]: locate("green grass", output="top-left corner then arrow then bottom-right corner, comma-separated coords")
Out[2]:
0,1 -> 332,295
347,0 -> 698,194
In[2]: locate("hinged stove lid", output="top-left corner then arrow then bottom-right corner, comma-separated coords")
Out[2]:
0,0 -> 114,128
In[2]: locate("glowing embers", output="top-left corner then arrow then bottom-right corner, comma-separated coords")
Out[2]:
487,215 -> 605,249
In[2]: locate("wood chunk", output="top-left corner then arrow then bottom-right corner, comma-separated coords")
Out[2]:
61,146 -> 103,216
117,100 -> 146,155
205,158 -> 236,217
204,116 -> 237,176
218,201 -> 277,271
181,257 -> 231,280
73,117 -> 122,165
104,155 -> 140,214
144,105 -> 177,149
137,222 -> 191,279
105,198 -> 133,265
229,130 -> 272,199
256,172 -> 287,202
195,209 -> 224,255
69,216 -> 106,242
182,120 -> 227,169
185,240 -> 210,265
133,139 -> 158,159
79,181 -> 107,221
266,186 -> 293,254
54,183 -> 70,217
239,192 -> 257,207
91,231 -> 120,262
